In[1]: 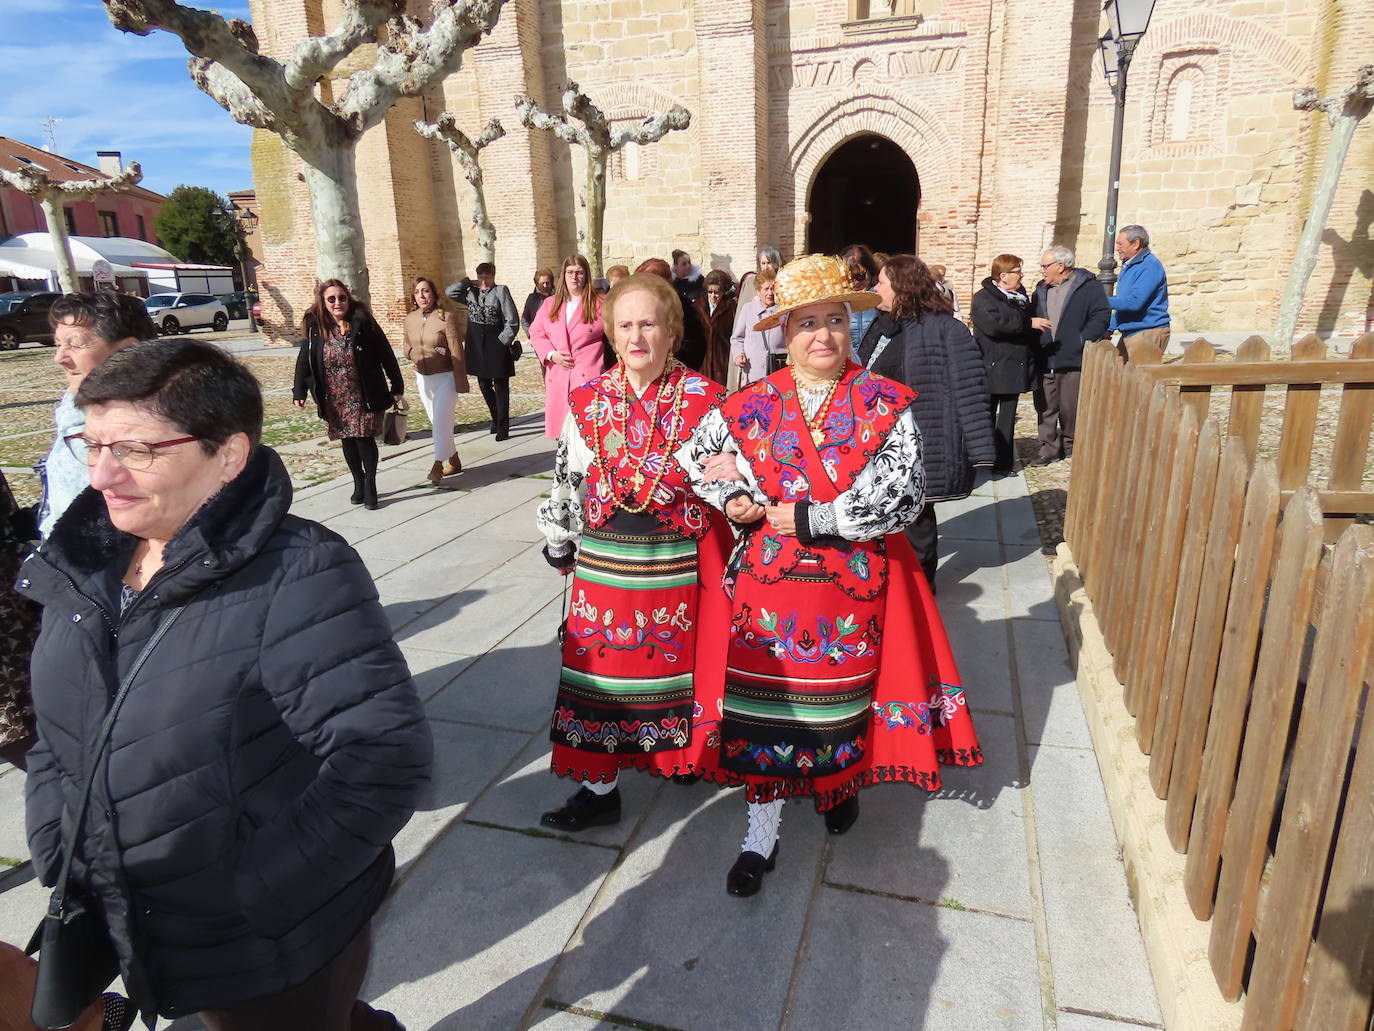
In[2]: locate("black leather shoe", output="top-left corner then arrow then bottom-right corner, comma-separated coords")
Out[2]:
671,772 -> 702,785
349,482 -> 364,504
823,795 -> 860,835
1030,455 -> 1056,467
540,786 -> 621,831
726,842 -> 779,897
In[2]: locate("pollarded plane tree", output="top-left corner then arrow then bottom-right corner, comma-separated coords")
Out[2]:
516,83 -> 690,276
0,162 -> 144,293
101,0 -> 509,305
413,113 -> 505,264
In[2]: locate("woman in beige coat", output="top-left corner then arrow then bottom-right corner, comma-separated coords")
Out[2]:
404,276 -> 471,484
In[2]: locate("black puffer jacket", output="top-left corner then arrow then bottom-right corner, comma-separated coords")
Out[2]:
293,307 -> 404,417
971,278 -> 1038,395
19,447 -> 431,1021
859,310 -> 996,501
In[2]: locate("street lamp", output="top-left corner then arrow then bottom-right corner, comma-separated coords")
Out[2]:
233,205 -> 259,333
1096,0 -> 1157,292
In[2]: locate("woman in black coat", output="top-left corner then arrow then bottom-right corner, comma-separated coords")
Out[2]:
292,279 -> 404,509
22,338 -> 430,1030
859,254 -> 996,590
446,262 -> 521,439
971,254 -> 1039,473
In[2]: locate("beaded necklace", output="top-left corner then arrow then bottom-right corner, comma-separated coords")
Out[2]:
791,367 -> 842,445
591,361 -> 688,514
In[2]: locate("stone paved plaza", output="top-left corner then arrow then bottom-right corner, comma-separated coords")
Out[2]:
0,417 -> 1161,1030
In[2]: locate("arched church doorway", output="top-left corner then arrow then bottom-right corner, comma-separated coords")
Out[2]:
805,133 -> 920,257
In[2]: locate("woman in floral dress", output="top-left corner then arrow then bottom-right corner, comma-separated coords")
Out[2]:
535,272 -> 737,831
680,254 -> 983,896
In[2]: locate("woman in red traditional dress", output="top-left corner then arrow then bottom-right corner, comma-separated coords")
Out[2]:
534,272 -> 738,831
680,254 -> 984,896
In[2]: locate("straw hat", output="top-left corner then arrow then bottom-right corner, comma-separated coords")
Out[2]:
752,253 -> 881,331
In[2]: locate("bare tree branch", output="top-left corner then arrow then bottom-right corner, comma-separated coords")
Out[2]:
610,106 -> 692,149
516,93 -> 587,149
284,0 -> 399,90
414,113 -> 505,261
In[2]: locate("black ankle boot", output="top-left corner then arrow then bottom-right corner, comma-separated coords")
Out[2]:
363,476 -> 378,510
540,786 -> 621,831
823,795 -> 860,835
726,841 -> 779,897
349,479 -> 364,505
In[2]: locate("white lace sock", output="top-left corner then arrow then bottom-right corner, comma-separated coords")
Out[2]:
582,776 -> 617,795
742,798 -> 783,856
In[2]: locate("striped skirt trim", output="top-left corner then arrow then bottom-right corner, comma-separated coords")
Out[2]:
578,528 -> 697,590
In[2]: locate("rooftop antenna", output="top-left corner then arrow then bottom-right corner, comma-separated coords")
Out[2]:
41,116 -> 61,152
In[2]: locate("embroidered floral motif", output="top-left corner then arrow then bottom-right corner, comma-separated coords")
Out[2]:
760,534 -> 783,565
554,707 -> 691,751
733,606 -> 879,664
569,596 -> 693,661
722,736 -> 866,772
872,681 -> 969,734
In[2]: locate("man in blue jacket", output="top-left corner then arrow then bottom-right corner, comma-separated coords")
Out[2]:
1110,224 -> 1170,361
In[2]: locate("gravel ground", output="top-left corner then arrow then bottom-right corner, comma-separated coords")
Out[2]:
0,340 -> 552,509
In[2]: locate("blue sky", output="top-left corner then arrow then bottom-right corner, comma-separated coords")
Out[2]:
0,1 -> 255,199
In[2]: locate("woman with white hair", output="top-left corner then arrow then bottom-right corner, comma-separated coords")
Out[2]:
735,245 -> 783,308
681,254 -> 982,897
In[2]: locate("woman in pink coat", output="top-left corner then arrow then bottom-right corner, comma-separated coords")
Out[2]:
531,254 -> 609,437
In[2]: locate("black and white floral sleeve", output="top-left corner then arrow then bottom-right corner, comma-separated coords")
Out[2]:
675,407 -> 767,512
800,410 -> 924,543
536,412 -> 592,561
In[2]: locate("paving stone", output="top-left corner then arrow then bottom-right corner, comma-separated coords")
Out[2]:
825,713 -> 1030,920
1030,744 -> 1162,1026
938,496 -> 1001,542
400,646 -> 479,702
392,720 -> 527,872
527,1007 -> 618,1029
372,538 -> 527,601
1057,1012 -> 1161,1031
791,885 -> 1043,1030
401,570 -> 561,656
364,822 -> 615,1031
1014,619 -> 1092,750
0,868 -> 47,949
938,604 -> 1015,715
546,785 -> 824,1030
378,593 -> 451,637
936,537 -> 1006,612
0,766 -> 29,862
462,734 -> 661,850
1003,544 -> 1060,621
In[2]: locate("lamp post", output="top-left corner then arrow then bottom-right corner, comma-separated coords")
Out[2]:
233,205 -> 259,333
1096,0 -> 1156,293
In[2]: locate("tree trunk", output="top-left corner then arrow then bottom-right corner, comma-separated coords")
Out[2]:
1273,111 -> 1364,345
39,193 -> 79,294
582,148 -> 607,277
469,175 -> 496,265
300,146 -> 371,304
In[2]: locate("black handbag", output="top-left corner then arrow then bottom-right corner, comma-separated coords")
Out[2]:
26,604 -> 187,1029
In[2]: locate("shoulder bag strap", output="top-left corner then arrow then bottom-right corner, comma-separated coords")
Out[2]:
46,604 -> 188,917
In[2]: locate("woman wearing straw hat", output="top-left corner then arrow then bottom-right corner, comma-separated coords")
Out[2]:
680,254 -> 983,897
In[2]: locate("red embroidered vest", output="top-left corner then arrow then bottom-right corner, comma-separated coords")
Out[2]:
571,363 -> 725,539
720,362 -> 916,600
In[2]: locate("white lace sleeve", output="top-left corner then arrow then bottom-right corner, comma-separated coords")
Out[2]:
805,409 -> 925,541
535,412 -> 593,556
675,407 -> 768,511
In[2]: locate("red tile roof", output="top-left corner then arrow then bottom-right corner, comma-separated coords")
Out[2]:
0,136 -> 165,203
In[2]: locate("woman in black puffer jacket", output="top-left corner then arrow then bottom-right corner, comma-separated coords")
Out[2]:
858,254 -> 995,591
971,254 -> 1039,473
22,338 -> 430,1030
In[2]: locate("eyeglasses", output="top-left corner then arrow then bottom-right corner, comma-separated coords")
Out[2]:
324,294 -> 350,305
64,434 -> 200,470
1039,261 -> 1063,270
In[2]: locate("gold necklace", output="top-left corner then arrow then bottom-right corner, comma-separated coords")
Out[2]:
791,368 -> 842,445
592,362 -> 687,512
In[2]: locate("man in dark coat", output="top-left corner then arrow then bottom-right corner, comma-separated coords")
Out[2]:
1030,246 -> 1111,465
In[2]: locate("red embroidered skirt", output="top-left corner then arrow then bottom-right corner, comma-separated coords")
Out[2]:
550,511 -> 737,784
720,533 -> 982,809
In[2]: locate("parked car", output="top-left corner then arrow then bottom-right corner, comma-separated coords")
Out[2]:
219,290 -> 249,320
0,291 -> 61,350
144,292 -> 230,335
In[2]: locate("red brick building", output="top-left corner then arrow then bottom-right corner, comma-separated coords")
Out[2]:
0,137 -> 164,248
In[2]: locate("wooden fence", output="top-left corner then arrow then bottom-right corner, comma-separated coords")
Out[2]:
1061,334 -> 1374,1030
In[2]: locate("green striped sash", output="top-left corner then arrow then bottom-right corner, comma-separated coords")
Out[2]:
577,529 -> 697,590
